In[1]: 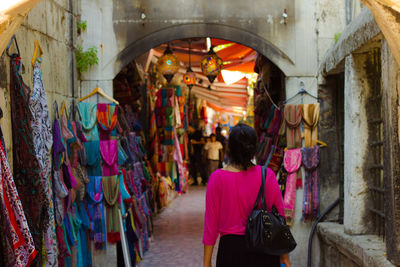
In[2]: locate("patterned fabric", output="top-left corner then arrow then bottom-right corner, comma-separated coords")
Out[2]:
78,103 -> 99,141
283,148 -> 302,224
86,176 -> 106,249
0,140 -> 38,266
9,55 -> 47,263
97,103 -> 118,140
30,61 -> 57,266
301,103 -> 320,147
301,146 -> 320,221
102,175 -> 121,243
53,169 -> 68,226
284,105 -> 302,149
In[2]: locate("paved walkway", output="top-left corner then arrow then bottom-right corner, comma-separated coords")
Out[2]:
138,186 -> 218,267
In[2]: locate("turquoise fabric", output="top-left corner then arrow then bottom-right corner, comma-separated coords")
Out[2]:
78,102 -> 99,141
118,141 -> 127,166
85,141 -> 102,176
119,170 -> 131,231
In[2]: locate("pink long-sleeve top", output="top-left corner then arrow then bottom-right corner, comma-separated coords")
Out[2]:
203,165 -> 285,246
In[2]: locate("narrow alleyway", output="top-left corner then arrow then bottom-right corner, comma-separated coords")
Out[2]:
139,186 -> 217,267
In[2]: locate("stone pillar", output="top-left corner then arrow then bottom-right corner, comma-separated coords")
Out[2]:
381,39 -> 400,266
343,53 -> 371,235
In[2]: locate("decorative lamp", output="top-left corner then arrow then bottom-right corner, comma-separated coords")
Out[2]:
157,45 -> 180,83
183,40 -> 196,105
183,68 -> 196,89
201,46 -> 223,85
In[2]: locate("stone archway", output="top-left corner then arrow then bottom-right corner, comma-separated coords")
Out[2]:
112,23 -> 294,77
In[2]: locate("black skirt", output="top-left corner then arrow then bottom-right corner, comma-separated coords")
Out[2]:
216,235 -> 280,267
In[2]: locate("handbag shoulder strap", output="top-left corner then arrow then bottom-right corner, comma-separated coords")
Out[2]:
253,166 -> 267,210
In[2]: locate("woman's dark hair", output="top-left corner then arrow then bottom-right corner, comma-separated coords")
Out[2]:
228,123 -> 257,169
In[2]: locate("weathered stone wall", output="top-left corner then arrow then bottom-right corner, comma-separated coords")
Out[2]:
0,0 -> 79,165
317,223 -> 395,267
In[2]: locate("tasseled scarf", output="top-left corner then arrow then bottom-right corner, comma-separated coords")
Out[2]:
284,104 -> 302,149
301,146 -> 320,221
301,103 -> 320,147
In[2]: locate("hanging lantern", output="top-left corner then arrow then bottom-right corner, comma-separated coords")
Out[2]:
201,47 -> 223,84
183,67 -> 196,89
157,45 -> 180,83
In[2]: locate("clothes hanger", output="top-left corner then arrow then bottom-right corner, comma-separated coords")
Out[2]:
316,140 -> 327,147
6,35 -> 20,57
78,87 -> 119,105
60,100 -> 67,117
31,40 -> 43,67
283,81 -> 320,105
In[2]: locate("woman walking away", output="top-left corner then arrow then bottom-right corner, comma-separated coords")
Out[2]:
203,123 -> 291,267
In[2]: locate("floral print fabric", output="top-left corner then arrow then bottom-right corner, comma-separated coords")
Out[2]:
0,139 -> 37,266
30,61 -> 58,266
9,55 -> 48,263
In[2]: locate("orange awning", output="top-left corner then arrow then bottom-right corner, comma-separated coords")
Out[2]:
225,61 -> 256,73
217,43 -> 254,61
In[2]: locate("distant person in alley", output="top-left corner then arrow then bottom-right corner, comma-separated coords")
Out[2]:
203,133 -> 223,185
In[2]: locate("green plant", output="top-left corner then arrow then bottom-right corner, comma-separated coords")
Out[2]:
334,32 -> 341,44
75,45 -> 99,79
77,20 -> 87,34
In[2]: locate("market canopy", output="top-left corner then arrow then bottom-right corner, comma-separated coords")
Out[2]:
151,38 -> 256,114
0,0 -> 42,55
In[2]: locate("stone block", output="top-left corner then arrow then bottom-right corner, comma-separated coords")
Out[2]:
46,0 -> 70,42
25,0 -> 48,35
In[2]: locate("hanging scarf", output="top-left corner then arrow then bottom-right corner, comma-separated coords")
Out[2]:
284,104 -> 302,149
301,146 -> 320,221
0,140 -> 38,266
121,137 -> 134,164
100,140 -> 118,176
9,55 -> 47,262
119,170 -> 131,231
78,202 -> 92,267
102,175 -> 121,243
267,146 -> 284,174
302,103 -> 320,147
53,119 -> 65,171
86,176 -> 106,249
283,148 -> 302,224
71,164 -> 89,203
78,103 -> 99,141
70,121 -> 84,168
118,140 -> 128,166
84,141 -> 102,176
97,103 -> 118,140
56,225 -> 70,267
53,169 -> 69,226
267,107 -> 283,136
117,105 -> 130,135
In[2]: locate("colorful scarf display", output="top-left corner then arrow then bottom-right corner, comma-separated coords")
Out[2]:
9,55 -> 48,262
0,140 -> 37,266
301,146 -> 320,221
283,148 -> 302,224
78,103 -> 99,141
284,105 -> 302,149
302,103 -> 320,147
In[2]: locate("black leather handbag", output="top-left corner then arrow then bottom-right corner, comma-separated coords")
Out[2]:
245,166 -> 297,255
